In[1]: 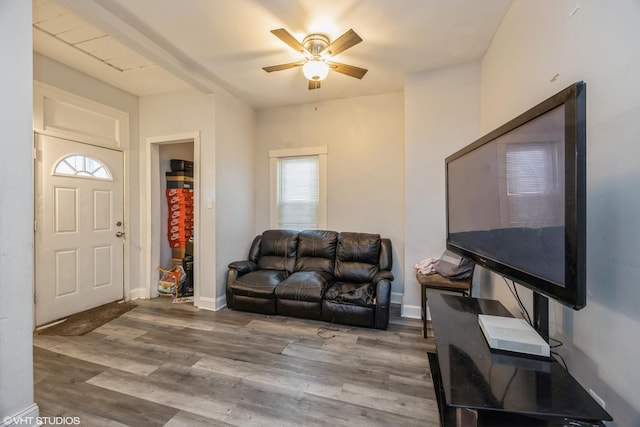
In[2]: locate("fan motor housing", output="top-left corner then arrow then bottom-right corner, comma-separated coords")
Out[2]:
302,34 -> 330,55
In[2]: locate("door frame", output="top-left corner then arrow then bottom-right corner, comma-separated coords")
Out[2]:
33,133 -> 127,325
33,131 -> 131,314
144,132 -> 201,305
33,82 -> 132,321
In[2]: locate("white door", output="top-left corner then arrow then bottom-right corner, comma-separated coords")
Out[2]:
35,134 -> 124,326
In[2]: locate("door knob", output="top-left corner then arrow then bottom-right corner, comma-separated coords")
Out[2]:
116,232 -> 125,238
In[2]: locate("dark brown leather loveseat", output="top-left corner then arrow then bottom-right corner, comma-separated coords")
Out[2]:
225,229 -> 394,329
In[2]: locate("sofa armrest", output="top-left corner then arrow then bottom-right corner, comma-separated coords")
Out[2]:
226,269 -> 238,309
375,279 -> 392,330
228,260 -> 257,275
373,270 -> 394,284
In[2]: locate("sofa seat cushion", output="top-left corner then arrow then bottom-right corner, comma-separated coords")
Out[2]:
324,281 -> 375,307
230,270 -> 288,299
275,271 -> 333,302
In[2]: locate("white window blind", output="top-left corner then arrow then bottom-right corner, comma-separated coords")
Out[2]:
277,156 -> 319,229
506,145 -> 552,195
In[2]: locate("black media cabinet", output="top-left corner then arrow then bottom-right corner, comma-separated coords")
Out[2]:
426,291 -> 612,427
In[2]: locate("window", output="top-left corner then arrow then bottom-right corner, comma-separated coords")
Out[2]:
53,154 -> 112,180
269,147 -> 327,230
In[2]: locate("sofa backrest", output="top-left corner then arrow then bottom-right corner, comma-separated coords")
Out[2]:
334,232 -> 381,283
257,229 -> 299,273
294,230 -> 338,274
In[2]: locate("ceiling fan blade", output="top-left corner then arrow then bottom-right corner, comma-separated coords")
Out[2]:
327,61 -> 368,79
271,28 -> 308,54
262,61 -> 306,73
308,80 -> 321,90
320,29 -> 362,57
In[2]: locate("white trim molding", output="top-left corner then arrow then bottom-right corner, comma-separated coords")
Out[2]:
1,403 -> 40,427
143,132 -> 201,306
32,82 -> 132,318
33,81 -> 129,149
128,287 -> 147,300
269,146 -> 328,230
196,295 -> 226,312
390,291 -> 403,305
402,304 -> 422,320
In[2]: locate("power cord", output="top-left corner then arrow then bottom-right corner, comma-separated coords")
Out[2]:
551,350 -> 570,374
317,325 -> 339,339
317,316 -> 340,339
502,276 -> 566,351
502,276 -> 532,325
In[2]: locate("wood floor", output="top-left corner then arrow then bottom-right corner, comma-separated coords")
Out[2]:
34,298 -> 439,426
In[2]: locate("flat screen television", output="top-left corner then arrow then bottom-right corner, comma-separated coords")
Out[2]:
445,82 -> 586,310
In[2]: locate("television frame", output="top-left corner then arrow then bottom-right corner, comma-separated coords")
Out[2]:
445,82 -> 587,311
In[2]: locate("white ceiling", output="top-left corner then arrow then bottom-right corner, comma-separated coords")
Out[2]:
33,0 -> 513,110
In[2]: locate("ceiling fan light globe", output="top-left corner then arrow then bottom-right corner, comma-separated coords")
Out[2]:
303,60 -> 329,81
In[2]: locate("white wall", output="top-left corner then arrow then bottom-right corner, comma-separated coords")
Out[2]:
140,88 -> 255,307
214,90 -> 256,300
0,0 -> 38,424
256,93 -> 405,298
403,62 -> 481,317
480,1 -> 640,424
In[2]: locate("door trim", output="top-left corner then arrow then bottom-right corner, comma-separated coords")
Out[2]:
33,82 -> 131,323
144,132 -> 201,306
33,132 -> 127,324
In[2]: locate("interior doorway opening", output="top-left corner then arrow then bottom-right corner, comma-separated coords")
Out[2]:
146,133 -> 200,306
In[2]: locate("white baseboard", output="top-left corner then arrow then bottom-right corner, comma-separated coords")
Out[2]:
402,304 -> 422,319
128,287 -> 147,300
196,295 -> 226,311
390,291 -> 403,305
1,403 -> 40,427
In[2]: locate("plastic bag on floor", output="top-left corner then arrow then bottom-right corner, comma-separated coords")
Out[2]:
157,265 -> 185,295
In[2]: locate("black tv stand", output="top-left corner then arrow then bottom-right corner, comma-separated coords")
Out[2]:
426,291 -> 612,427
533,291 -> 549,341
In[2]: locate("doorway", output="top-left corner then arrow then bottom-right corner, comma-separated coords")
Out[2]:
145,133 -> 200,305
34,134 -> 125,326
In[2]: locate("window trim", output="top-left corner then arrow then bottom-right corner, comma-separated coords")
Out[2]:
269,146 -> 327,230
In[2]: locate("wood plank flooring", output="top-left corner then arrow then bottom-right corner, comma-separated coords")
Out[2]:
34,298 -> 438,426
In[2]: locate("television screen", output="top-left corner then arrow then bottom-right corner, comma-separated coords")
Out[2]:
446,82 -> 586,309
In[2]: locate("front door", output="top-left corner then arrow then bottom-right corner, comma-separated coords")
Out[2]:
35,134 -> 125,326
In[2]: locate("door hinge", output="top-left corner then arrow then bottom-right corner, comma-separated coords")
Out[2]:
33,147 -> 37,160
34,220 -> 37,232
34,293 -> 37,305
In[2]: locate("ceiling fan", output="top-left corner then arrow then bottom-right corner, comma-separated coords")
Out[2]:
263,28 -> 368,90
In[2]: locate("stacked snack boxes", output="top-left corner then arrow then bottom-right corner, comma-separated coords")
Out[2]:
166,160 -> 194,259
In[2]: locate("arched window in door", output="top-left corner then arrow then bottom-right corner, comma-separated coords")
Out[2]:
53,154 -> 112,181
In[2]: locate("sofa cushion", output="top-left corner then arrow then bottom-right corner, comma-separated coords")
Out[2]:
324,281 -> 375,307
322,300 -> 375,327
230,270 -> 288,299
334,232 -> 381,283
257,229 -> 299,273
275,271 -> 333,302
294,230 -> 338,274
